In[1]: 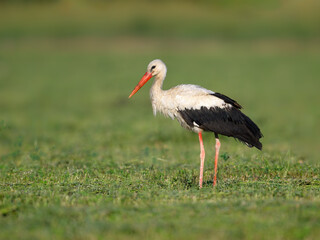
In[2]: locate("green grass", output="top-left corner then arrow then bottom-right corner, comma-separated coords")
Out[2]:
1,1 -> 320,239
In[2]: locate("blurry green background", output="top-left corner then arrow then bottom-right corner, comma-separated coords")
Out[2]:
0,0 -> 320,239
1,0 -> 319,159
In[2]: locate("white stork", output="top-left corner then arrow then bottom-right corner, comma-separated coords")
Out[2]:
129,59 -> 262,188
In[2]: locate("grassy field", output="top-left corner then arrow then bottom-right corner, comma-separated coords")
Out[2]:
1,1 -> 320,239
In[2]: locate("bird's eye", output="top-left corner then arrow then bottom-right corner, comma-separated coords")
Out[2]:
151,65 -> 156,71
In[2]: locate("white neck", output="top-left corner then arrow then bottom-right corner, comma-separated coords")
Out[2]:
149,69 -> 167,115
150,68 -> 167,97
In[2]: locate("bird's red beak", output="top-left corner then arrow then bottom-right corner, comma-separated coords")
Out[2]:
128,72 -> 153,98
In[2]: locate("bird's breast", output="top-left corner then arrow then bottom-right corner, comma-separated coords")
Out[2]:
150,92 -> 177,120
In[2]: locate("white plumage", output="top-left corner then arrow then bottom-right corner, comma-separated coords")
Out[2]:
129,59 -> 262,188
151,83 -> 229,132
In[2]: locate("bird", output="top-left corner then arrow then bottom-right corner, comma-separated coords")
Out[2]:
128,59 -> 262,188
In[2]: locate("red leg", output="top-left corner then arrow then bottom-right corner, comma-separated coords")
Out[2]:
213,138 -> 221,187
198,132 -> 205,189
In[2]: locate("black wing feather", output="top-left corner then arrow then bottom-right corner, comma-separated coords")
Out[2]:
211,92 -> 242,109
178,106 -> 263,150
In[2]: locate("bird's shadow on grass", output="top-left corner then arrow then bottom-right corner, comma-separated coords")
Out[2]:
203,180 -> 214,187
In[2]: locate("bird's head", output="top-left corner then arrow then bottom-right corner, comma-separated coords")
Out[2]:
147,59 -> 166,77
129,59 -> 166,98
